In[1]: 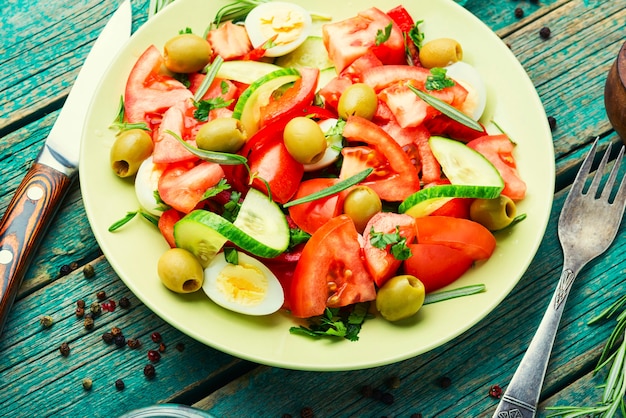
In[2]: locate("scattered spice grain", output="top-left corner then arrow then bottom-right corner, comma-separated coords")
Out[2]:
539,26 -> 551,39
76,299 -> 86,309
548,116 -> 557,131
82,378 -> 93,391
115,379 -> 125,390
84,316 -> 95,330
380,392 -> 394,405
90,302 -> 102,316
83,264 -> 95,278
59,342 -> 71,357
114,334 -> 126,348
59,264 -> 72,277
489,384 -> 503,398
96,291 -> 106,301
437,376 -> 452,388
39,315 -> 54,328
102,332 -> 114,344
75,307 -> 85,318
110,327 -> 123,337
514,7 -> 524,18
127,338 -> 142,349
158,342 -> 166,353
119,296 -> 131,309
143,364 -> 156,379
148,350 -> 161,363
175,342 -> 185,352
151,332 -> 162,343
386,375 -> 401,389
300,407 -> 314,418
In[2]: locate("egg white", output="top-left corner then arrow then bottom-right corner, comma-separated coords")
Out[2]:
202,251 -> 284,316
134,156 -> 166,217
244,2 -> 312,57
303,118 -> 343,172
445,61 -> 487,121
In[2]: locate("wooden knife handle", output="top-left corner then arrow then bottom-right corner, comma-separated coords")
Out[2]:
0,163 -> 73,337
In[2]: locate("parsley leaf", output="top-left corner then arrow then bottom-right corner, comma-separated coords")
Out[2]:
425,67 -> 456,91
289,228 -> 311,250
193,97 -> 234,121
408,20 -> 425,50
222,191 -> 242,222
375,23 -> 393,46
369,226 -> 412,261
224,247 -> 239,265
289,303 -> 371,341
202,178 -> 231,200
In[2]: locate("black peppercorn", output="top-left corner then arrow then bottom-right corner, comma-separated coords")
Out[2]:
548,116 -> 557,131
539,26 -> 551,39
82,377 -> 93,391
514,7 -> 524,18
114,334 -> 126,348
386,375 -> 401,389
59,342 -> 70,357
119,297 -> 131,309
83,264 -> 95,278
102,332 -> 114,344
84,316 -> 95,331
381,392 -> 394,405
175,343 -> 185,352
59,264 -> 72,277
300,407 -> 314,418
39,315 -> 54,328
127,338 -> 142,349
143,364 -> 156,379
115,379 -> 125,390
96,291 -> 107,301
437,376 -> 452,388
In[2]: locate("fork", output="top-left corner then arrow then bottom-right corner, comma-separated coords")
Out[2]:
492,138 -> 626,418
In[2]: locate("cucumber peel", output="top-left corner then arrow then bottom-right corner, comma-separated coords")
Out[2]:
274,36 -> 334,70
399,184 -> 503,217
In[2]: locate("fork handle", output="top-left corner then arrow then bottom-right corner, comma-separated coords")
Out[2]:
492,266 -> 578,418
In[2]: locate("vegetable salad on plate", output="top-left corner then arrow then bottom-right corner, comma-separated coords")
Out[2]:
107,1 -> 527,341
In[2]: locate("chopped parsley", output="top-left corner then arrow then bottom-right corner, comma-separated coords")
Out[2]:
202,178 -> 231,200
425,68 -> 456,91
408,19 -> 425,50
375,23 -> 393,46
193,97 -> 234,121
369,226 -> 412,260
289,303 -> 371,341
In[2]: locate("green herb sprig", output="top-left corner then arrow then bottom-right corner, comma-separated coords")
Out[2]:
283,168 -> 373,208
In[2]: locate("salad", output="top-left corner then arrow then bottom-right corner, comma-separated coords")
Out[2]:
107,1 -> 527,340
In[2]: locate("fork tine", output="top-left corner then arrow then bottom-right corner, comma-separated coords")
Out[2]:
600,144 -> 625,200
570,137 -> 600,195
587,138 -> 612,196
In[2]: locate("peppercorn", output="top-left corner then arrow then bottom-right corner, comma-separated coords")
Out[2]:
548,116 -> 557,131
158,342 -> 166,353
59,264 -> 72,277
90,302 -> 101,316
82,378 -> 93,391
110,327 -> 123,337
539,26 -> 551,39
75,307 -> 85,318
114,335 -> 126,348
437,376 -> 452,388
119,297 -> 131,309
84,316 -> 95,331
143,364 -> 156,379
115,379 -> 125,390
489,384 -> 503,398
386,375 -> 401,389
380,392 -> 394,405
39,315 -> 54,328
148,350 -> 161,363
127,338 -> 142,349
300,407 -> 314,418
175,343 -> 185,352
151,332 -> 162,343
83,264 -> 95,278
96,291 -> 106,301
514,7 -> 524,18
102,332 -> 114,344
76,299 -> 86,309
59,342 -> 70,357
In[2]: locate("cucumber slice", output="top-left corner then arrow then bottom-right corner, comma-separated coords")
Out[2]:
216,60 -> 281,84
232,68 -> 300,135
233,188 -> 290,254
399,184 -> 503,218
429,136 -> 504,188
274,36 -> 334,70
174,188 -> 289,266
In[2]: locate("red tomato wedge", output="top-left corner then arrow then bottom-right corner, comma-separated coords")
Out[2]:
152,100 -> 199,164
158,161 -> 225,213
158,208 -> 183,248
415,216 -> 496,261
288,178 -> 347,235
290,215 -> 376,318
322,7 -> 405,72
124,45 -> 193,124
206,21 -> 253,60
403,243 -> 474,293
363,212 -> 417,287
340,116 -> 420,201
467,134 -> 527,201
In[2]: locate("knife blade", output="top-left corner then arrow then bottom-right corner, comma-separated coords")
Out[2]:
0,0 -> 132,337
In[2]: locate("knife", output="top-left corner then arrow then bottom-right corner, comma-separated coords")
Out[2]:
0,0 -> 132,337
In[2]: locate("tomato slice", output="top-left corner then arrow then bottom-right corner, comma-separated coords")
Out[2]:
414,216 -> 496,261
322,7 -> 405,72
124,45 -> 193,124
206,21 -> 253,60
158,161 -> 225,213
152,100 -> 199,164
363,212 -> 417,287
403,243 -> 474,293
290,215 -> 376,318
288,178 -> 347,235
340,116 -> 420,201
467,134 -> 527,201
158,208 -> 183,248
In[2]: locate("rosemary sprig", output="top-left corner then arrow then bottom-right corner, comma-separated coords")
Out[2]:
546,297 -> 626,417
212,0 -> 269,28
148,0 -> 176,19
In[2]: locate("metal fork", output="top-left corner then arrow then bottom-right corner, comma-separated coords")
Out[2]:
492,138 -> 626,418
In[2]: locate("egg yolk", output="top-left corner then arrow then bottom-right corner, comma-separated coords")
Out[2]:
259,9 -> 305,46
216,263 -> 268,306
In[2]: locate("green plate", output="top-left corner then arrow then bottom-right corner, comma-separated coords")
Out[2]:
80,0 -> 555,371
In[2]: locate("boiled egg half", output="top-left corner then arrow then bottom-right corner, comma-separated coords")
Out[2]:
445,61 -> 487,121
244,2 -> 312,57
202,251 -> 284,316
135,156 -> 167,217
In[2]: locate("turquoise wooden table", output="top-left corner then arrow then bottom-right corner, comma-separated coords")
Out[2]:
1,0 -> 625,416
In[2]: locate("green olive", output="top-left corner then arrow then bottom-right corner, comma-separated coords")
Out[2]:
337,83 -> 378,120
470,195 -> 517,231
283,117 -> 327,164
164,33 -> 212,73
419,38 -> 463,69
196,117 -> 248,153
343,186 -> 382,233
157,248 -> 204,293
376,275 -> 426,322
110,129 -> 153,178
